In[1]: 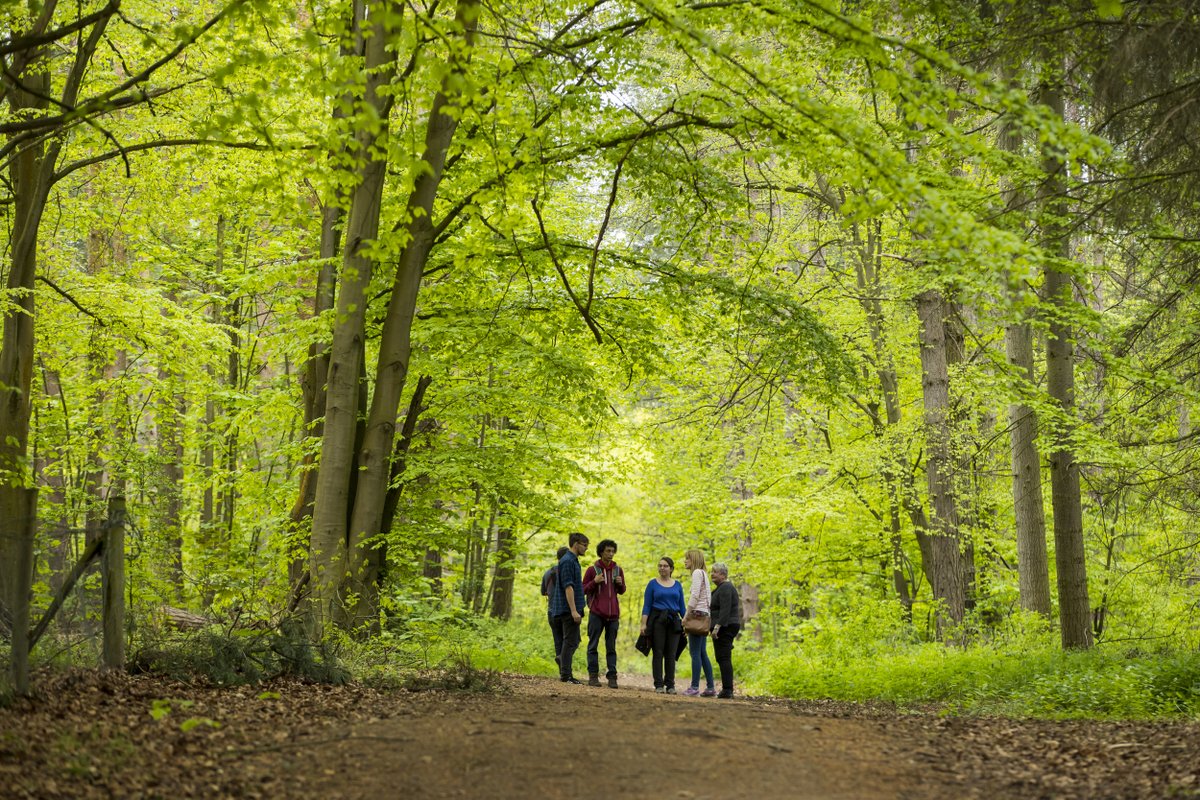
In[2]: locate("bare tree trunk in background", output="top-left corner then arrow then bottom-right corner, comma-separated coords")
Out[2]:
916,289 -> 966,631
944,304 -> 977,613
38,368 -> 72,602
101,495 -> 126,670
843,201 -> 917,618
156,351 -> 186,602
199,217 -> 224,605
996,109 -> 1053,618
1039,75 -> 1094,650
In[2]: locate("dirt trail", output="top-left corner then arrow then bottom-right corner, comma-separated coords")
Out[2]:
262,674 -> 958,800
3,670 -> 1199,799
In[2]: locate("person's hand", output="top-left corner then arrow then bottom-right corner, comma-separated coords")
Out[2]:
596,571 -> 605,583
639,626 -> 646,635
712,625 -> 721,638
614,573 -> 623,585
572,611 -> 582,624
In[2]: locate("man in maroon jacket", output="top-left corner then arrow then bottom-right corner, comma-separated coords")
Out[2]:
583,539 -> 626,688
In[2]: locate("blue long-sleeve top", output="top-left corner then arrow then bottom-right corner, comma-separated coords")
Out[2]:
641,579 -> 686,617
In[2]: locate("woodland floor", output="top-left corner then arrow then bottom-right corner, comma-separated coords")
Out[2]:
1,668 -> 1199,799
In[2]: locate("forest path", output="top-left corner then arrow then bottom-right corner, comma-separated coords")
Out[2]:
4,670 -> 1199,799
234,674 -> 1197,800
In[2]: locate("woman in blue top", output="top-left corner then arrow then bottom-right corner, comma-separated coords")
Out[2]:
640,556 -> 687,693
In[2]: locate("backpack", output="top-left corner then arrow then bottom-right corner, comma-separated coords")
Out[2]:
541,564 -> 558,598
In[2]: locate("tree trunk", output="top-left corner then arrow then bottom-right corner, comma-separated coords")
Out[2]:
1007,319 -> 1052,616
102,495 -> 126,670
845,208 -> 918,619
997,107 -> 1053,618
1039,76 -> 1093,650
915,289 -> 966,630
307,0 -> 404,636
0,63 -> 54,618
4,489 -> 37,695
342,0 -> 482,631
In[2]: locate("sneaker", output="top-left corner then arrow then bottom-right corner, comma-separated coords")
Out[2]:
607,676 -> 618,689
682,687 -> 700,696
561,677 -> 582,684
666,687 -> 676,694
716,691 -> 732,699
655,686 -> 666,693
700,689 -> 717,697
588,675 -> 601,687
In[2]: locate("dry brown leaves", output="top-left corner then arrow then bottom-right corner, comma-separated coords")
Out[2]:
1,670 -> 1198,800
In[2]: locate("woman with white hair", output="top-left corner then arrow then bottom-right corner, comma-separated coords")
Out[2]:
708,562 -> 742,699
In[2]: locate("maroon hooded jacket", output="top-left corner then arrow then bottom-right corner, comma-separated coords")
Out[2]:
582,560 -> 626,620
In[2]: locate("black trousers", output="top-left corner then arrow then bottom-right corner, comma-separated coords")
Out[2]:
586,614 -> 620,678
648,610 -> 681,689
548,612 -> 563,666
712,623 -> 741,695
551,613 -> 581,679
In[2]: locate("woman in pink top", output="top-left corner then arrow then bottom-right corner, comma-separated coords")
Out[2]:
683,549 -> 715,696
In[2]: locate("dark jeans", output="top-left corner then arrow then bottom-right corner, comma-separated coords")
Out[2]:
687,632 -> 714,689
586,614 -> 620,678
548,612 -> 563,666
648,610 -> 681,690
551,613 -> 581,679
713,623 -> 741,695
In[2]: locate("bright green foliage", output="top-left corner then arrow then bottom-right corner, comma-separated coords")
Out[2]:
6,0 -> 1200,716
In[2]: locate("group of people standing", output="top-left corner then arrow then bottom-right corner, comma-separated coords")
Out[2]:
542,533 -> 742,699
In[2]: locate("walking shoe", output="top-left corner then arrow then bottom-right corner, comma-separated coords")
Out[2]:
654,686 -> 666,693
561,676 -> 583,684
588,674 -> 601,687
666,687 -> 676,694
682,687 -> 700,696
700,688 -> 717,697
716,691 -> 733,699
607,676 -> 618,689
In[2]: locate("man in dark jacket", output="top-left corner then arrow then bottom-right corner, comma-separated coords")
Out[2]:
541,546 -> 570,666
548,533 -> 589,683
583,539 -> 626,688
709,562 -> 742,699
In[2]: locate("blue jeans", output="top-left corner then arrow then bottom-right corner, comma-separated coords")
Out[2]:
688,632 -> 714,690
586,614 -> 620,678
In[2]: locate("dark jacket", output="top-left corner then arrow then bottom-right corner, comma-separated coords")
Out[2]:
583,560 -> 626,619
710,580 -> 741,628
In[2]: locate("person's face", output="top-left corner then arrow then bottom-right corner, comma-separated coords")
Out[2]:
658,560 -> 672,578
600,546 -> 616,563
711,570 -> 726,586
573,540 -> 589,555
684,554 -> 692,570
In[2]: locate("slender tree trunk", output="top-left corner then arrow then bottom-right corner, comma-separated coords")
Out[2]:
845,209 -> 916,618
342,0 -> 482,631
156,357 -> 186,602
1039,76 -> 1093,650
308,0 -> 404,636
101,495 -> 126,670
916,289 -> 966,630
0,64 -> 54,627
997,108 -> 1053,617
